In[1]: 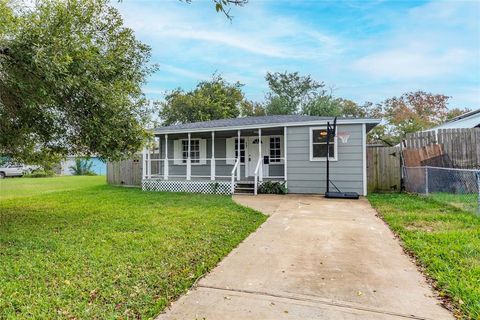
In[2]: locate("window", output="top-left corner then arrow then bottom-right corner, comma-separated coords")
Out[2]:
235,138 -> 245,163
269,137 -> 281,163
182,139 -> 200,164
310,128 -> 337,161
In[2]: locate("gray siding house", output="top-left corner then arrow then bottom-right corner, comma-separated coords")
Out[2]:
141,115 -> 379,195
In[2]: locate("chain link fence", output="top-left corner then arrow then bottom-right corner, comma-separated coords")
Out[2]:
403,166 -> 480,215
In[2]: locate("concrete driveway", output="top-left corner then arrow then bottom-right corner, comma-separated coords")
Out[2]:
157,195 -> 453,320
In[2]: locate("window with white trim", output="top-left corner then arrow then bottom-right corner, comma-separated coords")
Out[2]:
182,139 -> 200,164
269,137 -> 281,163
235,138 -> 245,163
310,128 -> 336,160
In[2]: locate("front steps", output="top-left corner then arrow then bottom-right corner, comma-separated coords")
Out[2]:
234,181 -> 255,195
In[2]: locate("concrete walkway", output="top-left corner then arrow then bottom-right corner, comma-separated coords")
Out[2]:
157,195 -> 453,320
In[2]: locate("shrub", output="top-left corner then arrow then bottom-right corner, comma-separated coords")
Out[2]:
24,169 -> 55,178
258,181 -> 288,194
69,159 -> 96,176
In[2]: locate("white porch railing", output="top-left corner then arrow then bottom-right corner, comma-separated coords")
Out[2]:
254,157 -> 263,195
230,158 -> 241,194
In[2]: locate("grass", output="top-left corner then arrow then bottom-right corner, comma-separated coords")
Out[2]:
0,176 -> 266,319
368,193 -> 480,319
0,176 -> 107,200
429,192 -> 479,214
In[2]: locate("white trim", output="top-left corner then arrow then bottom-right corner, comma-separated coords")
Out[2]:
237,130 -> 241,181
164,134 -> 169,180
284,126 -> 287,181
309,126 -> 338,162
154,119 -> 381,135
362,123 -> 367,196
142,147 -> 147,179
258,128 -> 263,182
173,138 -> 207,166
211,131 -> 215,180
187,133 -> 191,180
267,135 -> 284,164
147,146 -> 151,178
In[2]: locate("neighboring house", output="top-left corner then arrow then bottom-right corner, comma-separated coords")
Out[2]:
431,108 -> 480,130
141,115 -> 380,195
60,156 -> 106,175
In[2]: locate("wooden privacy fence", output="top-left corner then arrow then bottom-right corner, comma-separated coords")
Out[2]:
367,146 -> 401,193
107,155 -> 142,186
404,128 -> 480,169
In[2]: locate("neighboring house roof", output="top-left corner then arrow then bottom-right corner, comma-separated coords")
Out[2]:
431,108 -> 480,130
154,115 -> 380,134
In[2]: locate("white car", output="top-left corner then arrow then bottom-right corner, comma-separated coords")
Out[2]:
0,164 -> 26,178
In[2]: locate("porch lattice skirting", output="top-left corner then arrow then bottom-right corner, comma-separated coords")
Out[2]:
142,179 -> 232,195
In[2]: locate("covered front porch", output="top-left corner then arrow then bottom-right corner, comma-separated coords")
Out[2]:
141,126 -> 287,195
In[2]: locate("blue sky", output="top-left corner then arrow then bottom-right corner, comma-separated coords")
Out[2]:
115,0 -> 480,109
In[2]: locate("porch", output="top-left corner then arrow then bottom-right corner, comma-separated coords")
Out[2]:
141,127 -> 288,195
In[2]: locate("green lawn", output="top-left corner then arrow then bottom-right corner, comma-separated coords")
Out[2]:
369,193 -> 480,319
429,192 -> 479,214
0,176 -> 266,319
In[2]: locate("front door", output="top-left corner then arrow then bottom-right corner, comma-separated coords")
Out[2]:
246,137 -> 268,177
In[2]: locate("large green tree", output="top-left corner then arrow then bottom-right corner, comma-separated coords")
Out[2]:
0,0 -> 155,165
264,71 -> 326,115
159,74 -> 247,125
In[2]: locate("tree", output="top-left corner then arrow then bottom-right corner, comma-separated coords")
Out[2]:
445,107 -> 470,121
159,74 -> 246,125
184,0 -> 248,20
378,91 -> 450,143
0,0 -> 155,165
302,95 -> 342,117
239,100 -> 266,117
264,71 -> 326,115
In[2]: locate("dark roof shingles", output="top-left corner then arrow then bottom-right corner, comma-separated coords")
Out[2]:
155,115 -> 351,132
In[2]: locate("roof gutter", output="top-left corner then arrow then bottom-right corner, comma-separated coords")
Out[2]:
153,118 -> 381,135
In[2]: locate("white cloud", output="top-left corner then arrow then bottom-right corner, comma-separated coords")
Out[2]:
353,47 -> 471,79
116,1 -> 342,60
156,64 -> 210,81
351,1 -> 479,81
115,0 -> 479,108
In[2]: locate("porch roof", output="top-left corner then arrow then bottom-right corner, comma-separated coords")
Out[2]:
154,115 -> 380,134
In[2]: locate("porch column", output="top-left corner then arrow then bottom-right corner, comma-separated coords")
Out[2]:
237,130 -> 241,181
164,134 -> 169,180
284,126 -> 287,181
158,136 -> 161,176
142,147 -> 147,179
258,128 -> 263,182
147,144 -> 151,179
187,132 -> 191,180
210,131 -> 215,180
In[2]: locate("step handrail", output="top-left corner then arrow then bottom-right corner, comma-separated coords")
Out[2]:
253,157 -> 262,195
230,158 -> 241,194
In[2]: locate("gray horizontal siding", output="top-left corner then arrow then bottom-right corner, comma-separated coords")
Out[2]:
156,137 -> 280,179
286,124 -> 364,194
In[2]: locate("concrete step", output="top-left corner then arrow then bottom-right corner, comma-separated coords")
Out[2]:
234,188 -> 255,194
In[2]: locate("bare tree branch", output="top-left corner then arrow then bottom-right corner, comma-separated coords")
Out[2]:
182,0 -> 248,20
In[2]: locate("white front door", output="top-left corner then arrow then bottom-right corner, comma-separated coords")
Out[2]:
246,137 -> 268,177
